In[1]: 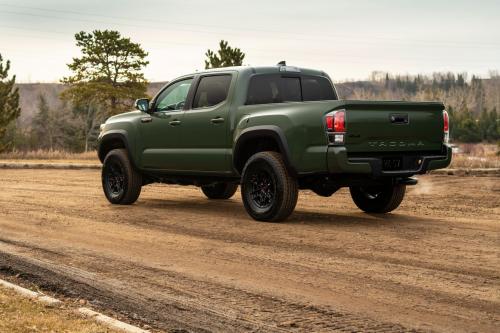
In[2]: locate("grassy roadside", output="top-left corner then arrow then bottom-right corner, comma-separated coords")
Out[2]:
0,150 -> 97,160
0,286 -> 117,333
0,150 -> 99,165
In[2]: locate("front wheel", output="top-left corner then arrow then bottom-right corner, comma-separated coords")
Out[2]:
102,149 -> 142,205
241,151 -> 298,222
349,184 -> 406,213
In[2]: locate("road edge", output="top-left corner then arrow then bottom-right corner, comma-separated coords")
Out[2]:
0,278 -> 149,333
1,162 -> 498,176
429,167 -> 500,176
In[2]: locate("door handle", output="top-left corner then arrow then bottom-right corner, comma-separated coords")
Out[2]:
141,117 -> 152,123
169,120 -> 181,126
210,117 -> 224,124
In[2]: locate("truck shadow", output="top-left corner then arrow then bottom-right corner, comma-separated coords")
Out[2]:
139,198 -> 436,227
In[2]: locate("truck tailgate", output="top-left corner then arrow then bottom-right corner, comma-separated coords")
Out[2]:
341,101 -> 445,153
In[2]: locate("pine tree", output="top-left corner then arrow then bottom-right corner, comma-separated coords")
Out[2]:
485,108 -> 499,141
478,108 -> 489,141
32,94 -> 54,150
204,40 -> 245,69
0,53 -> 21,152
61,30 -> 149,117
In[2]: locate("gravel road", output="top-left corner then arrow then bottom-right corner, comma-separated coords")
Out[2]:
0,169 -> 498,332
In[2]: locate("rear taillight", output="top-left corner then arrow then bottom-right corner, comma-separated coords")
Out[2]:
326,110 -> 345,132
326,115 -> 334,131
325,109 -> 346,145
334,110 -> 345,132
443,110 -> 449,143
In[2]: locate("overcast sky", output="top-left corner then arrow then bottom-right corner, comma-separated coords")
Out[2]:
0,0 -> 499,83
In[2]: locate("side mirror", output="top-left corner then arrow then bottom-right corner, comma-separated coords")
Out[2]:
134,98 -> 150,112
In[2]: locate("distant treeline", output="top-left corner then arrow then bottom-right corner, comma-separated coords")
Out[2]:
338,71 -> 500,143
3,71 -> 500,153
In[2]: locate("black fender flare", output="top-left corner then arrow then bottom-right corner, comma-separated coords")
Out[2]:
233,125 -> 296,176
97,131 -> 135,168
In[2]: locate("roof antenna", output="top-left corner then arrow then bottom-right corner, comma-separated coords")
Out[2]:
277,61 -> 286,66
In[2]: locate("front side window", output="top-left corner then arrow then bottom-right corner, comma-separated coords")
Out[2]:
155,78 -> 193,111
193,75 -> 232,109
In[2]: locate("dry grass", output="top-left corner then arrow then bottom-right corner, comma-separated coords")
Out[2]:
0,286 -> 117,333
0,149 -> 98,161
450,143 -> 500,168
450,155 -> 500,168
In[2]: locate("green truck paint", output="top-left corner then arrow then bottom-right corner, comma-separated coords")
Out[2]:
98,64 -> 452,222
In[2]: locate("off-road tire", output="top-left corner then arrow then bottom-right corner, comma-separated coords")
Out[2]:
349,184 -> 406,213
102,149 -> 142,205
311,183 -> 339,197
241,151 -> 298,222
201,182 -> 238,199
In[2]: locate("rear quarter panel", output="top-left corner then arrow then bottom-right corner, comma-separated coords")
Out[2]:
233,101 -> 345,173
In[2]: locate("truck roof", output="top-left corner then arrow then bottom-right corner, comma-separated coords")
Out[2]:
186,65 -> 330,79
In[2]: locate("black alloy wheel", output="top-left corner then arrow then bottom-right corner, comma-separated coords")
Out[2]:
241,151 -> 298,222
247,169 -> 276,210
101,149 -> 142,205
104,160 -> 126,199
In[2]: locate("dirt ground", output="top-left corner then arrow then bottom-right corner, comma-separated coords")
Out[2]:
0,169 -> 498,333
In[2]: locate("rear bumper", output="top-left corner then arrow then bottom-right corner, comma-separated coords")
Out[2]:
327,144 -> 452,177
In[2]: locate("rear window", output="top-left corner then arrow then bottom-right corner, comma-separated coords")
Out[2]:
193,75 -> 232,109
246,75 -> 335,105
282,77 -> 302,102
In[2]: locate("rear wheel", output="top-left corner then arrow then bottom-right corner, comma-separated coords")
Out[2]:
241,151 -> 298,222
349,184 -> 406,213
102,149 -> 142,204
201,182 -> 238,199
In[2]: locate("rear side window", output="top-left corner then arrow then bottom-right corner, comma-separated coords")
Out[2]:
193,75 -> 232,109
246,75 -> 281,104
246,75 -> 335,105
302,76 -> 336,101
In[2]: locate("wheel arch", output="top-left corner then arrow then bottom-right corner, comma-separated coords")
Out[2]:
98,131 -> 137,168
233,125 -> 296,176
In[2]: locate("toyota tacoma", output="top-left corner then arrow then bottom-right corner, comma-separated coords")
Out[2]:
98,64 -> 452,221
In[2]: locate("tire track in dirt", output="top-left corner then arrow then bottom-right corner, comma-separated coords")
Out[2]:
2,197 -> 497,281
0,170 -> 499,332
0,247 -> 429,333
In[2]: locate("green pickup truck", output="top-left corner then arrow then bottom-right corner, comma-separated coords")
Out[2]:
98,64 -> 452,221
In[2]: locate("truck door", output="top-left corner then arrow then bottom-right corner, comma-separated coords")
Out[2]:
138,78 -> 193,170
177,74 -> 233,172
